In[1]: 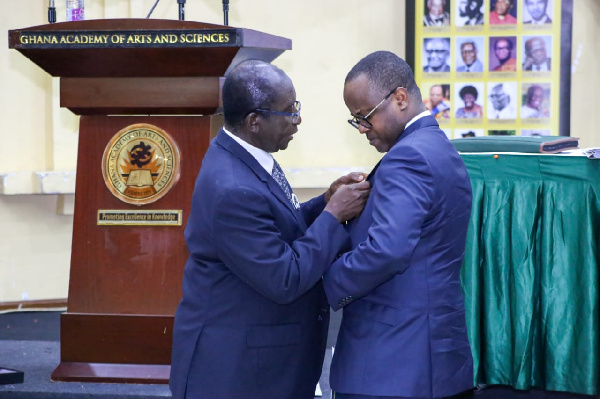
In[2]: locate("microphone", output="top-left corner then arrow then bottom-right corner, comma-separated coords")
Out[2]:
177,0 -> 186,21
48,0 -> 56,23
146,0 -> 160,18
223,0 -> 229,25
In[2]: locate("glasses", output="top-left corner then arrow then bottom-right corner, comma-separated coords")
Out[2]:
253,101 -> 301,123
425,49 -> 448,54
347,87 -> 400,130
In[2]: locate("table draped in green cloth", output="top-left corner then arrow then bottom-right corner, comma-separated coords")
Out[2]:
460,154 -> 600,395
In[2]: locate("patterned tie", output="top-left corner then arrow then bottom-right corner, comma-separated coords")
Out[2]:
272,159 -> 299,209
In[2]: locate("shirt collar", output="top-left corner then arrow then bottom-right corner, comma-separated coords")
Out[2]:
223,127 -> 274,175
405,110 -> 432,130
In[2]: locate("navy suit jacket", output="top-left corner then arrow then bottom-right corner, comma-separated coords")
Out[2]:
170,130 -> 350,399
323,116 -> 474,398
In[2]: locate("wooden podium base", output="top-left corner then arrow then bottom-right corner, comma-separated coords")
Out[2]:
51,362 -> 170,384
51,313 -> 173,384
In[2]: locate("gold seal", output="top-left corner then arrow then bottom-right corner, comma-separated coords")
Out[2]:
102,123 -> 180,206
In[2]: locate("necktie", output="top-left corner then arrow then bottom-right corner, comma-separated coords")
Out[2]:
272,159 -> 299,209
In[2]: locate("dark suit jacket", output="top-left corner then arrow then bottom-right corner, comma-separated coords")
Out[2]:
170,130 -> 350,399
323,116 -> 474,398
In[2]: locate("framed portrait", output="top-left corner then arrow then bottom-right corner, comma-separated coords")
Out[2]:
423,0 -> 452,26
522,35 -> 552,72
455,0 -> 485,26
487,81 -> 517,119
422,82 -> 452,120
521,83 -> 551,119
423,37 -> 452,73
454,82 -> 485,119
455,36 -> 485,72
523,0 -> 553,24
489,36 -> 517,72
489,0 -> 517,25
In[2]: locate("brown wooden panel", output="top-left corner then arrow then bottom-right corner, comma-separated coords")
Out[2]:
67,115 -> 211,315
59,313 -> 173,364
60,77 -> 220,115
51,362 -> 170,384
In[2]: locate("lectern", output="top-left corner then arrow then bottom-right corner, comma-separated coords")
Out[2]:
8,19 -> 291,384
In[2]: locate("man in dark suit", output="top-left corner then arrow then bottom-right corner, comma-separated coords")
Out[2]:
169,60 -> 370,399
324,51 -> 474,398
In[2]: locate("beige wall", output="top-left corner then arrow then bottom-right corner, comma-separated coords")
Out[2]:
0,0 -> 598,302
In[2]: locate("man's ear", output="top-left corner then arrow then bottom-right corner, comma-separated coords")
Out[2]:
393,88 -> 410,111
245,112 -> 261,134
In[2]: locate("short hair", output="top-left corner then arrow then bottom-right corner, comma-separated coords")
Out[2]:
461,41 -> 477,52
495,38 -> 514,51
470,0 -> 484,7
525,0 -> 547,5
459,85 -> 478,100
345,51 -> 422,101
524,37 -> 545,55
222,60 -> 287,129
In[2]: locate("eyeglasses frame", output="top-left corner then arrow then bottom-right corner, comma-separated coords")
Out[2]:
252,100 -> 301,123
347,87 -> 401,130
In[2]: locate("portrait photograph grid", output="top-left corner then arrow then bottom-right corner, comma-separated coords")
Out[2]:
415,0 -> 562,138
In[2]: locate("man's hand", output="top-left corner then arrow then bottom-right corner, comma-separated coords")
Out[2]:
325,172 -> 368,203
324,180 -> 371,223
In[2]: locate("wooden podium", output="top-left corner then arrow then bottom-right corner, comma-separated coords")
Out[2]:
8,19 -> 291,384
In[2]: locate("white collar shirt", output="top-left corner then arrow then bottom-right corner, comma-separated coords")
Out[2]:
223,127 -> 274,175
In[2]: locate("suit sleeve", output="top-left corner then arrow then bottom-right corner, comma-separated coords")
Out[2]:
323,146 -> 434,310
213,186 -> 350,305
300,193 -> 327,226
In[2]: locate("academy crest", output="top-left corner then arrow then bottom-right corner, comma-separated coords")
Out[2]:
102,123 -> 180,205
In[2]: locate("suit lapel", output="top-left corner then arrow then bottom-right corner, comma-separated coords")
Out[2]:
215,130 -> 307,229
345,115 -> 439,236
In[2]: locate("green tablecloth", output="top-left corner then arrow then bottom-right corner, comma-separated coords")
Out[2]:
460,153 -> 600,395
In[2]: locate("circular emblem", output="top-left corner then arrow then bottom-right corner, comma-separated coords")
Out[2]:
102,123 -> 181,206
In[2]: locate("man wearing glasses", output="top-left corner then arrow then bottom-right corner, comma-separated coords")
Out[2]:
169,60 -> 370,399
491,37 -> 517,72
423,37 -> 451,73
323,51 -> 474,398
457,41 -> 483,72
